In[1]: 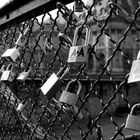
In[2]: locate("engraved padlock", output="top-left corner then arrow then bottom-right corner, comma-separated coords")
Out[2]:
40,66 -> 69,99
56,2 -> 79,24
125,103 -> 140,131
1,26 -> 29,62
16,100 -> 27,113
67,25 -> 90,63
128,51 -> 140,83
59,80 -> 82,106
74,0 -> 83,12
0,64 -> 15,82
17,67 -> 31,81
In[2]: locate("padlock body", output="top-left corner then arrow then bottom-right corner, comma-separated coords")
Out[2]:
59,91 -> 79,106
125,114 -> 140,131
17,71 -> 30,81
0,70 -> 15,82
68,45 -> 88,63
128,60 -> 140,83
1,48 -> 20,62
17,103 -> 25,112
40,73 -> 64,99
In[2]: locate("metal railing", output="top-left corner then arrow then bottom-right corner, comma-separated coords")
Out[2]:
0,0 -> 140,139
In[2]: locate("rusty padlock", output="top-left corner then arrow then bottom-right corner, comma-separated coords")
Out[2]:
128,51 -> 140,83
17,67 -> 31,81
56,2 -> 79,24
16,100 -> 27,113
125,103 -> 140,131
74,0 -> 83,12
67,25 -> 90,63
40,66 -> 69,99
59,80 -> 82,106
0,63 -> 15,82
1,26 -> 29,62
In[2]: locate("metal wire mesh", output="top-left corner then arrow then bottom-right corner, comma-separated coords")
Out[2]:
0,0 -> 140,139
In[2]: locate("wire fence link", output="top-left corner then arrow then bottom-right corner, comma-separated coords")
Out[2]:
0,0 -> 140,139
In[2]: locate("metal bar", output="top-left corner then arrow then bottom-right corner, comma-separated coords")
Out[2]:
0,0 -> 74,30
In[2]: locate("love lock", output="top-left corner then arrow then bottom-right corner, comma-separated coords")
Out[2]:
1,26 -> 29,62
0,63 -> 15,82
59,80 -> 83,119
16,100 -> 27,113
59,80 -> 82,106
56,2 -> 79,24
1,47 -> 20,62
67,25 -> 91,63
17,67 -> 31,81
74,0 -> 83,12
40,66 -> 69,99
128,51 -> 140,83
125,103 -> 140,131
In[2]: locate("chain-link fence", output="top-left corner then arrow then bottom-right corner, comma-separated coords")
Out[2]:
0,0 -> 140,140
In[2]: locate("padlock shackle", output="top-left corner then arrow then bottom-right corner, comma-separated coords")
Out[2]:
56,2 -> 71,14
56,66 -> 70,79
72,25 -> 90,46
130,103 -> 140,115
58,32 -> 72,46
65,80 -> 82,96
25,67 -> 32,72
6,63 -> 13,71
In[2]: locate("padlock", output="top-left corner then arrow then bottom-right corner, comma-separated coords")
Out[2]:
0,64 -> 15,82
56,2 -> 79,24
67,25 -> 90,63
128,51 -> 140,83
74,0 -> 83,12
17,67 -> 31,81
1,26 -> 29,62
1,47 -> 20,62
59,80 -> 82,106
58,32 -> 72,52
125,103 -> 140,131
16,100 -> 27,113
40,66 -> 69,99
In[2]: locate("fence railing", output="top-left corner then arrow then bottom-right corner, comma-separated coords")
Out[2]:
0,0 -> 140,140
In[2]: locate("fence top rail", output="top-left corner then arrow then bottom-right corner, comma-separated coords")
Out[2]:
0,0 -> 74,30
